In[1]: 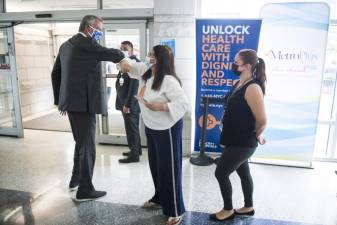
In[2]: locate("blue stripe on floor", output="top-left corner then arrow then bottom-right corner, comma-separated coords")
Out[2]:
0,188 -> 320,225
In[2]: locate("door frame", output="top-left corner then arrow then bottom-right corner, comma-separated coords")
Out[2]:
0,24 -> 23,137
97,20 -> 148,145
0,9 -> 153,139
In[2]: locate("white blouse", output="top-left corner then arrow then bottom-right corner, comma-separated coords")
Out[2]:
125,59 -> 189,130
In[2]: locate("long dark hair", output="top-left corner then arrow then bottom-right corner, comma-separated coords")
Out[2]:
238,49 -> 266,94
142,45 -> 181,90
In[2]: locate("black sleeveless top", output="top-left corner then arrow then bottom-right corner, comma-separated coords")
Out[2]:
220,79 -> 261,147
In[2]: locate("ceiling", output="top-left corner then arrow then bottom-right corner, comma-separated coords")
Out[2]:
5,0 -> 154,12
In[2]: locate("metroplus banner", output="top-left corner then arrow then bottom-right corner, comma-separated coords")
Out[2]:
255,3 -> 330,167
194,19 -> 262,153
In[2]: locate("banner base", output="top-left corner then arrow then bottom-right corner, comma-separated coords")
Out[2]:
190,154 -> 214,166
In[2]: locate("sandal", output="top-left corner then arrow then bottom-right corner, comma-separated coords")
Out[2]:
142,200 -> 162,209
166,215 -> 183,225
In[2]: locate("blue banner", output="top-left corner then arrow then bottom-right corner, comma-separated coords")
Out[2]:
194,19 -> 262,153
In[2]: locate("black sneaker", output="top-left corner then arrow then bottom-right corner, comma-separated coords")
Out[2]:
119,156 -> 139,163
69,179 -> 79,191
75,190 -> 107,202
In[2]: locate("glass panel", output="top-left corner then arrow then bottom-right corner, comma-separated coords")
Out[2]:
14,23 -> 59,121
103,0 -> 153,9
104,28 -> 140,134
313,124 -> 330,158
315,24 -> 337,159
335,138 -> 337,158
6,0 -> 97,12
0,29 -> 16,128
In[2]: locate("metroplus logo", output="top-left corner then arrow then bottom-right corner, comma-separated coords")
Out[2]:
264,49 -> 318,62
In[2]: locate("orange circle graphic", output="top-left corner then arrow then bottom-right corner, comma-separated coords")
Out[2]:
198,114 -> 220,130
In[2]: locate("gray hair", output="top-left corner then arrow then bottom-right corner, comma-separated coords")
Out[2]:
78,15 -> 103,32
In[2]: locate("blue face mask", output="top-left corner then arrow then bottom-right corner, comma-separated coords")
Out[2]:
89,25 -> 103,41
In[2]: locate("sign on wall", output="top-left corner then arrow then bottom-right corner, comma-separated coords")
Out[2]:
160,38 -> 176,56
194,19 -> 262,153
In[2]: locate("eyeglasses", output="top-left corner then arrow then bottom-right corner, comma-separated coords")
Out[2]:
89,25 -> 102,32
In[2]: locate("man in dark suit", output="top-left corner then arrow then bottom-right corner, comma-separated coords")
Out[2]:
116,41 -> 142,163
51,15 -> 129,201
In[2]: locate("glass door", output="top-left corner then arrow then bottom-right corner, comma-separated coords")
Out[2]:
314,23 -> 337,160
0,25 -> 23,137
97,21 -> 147,145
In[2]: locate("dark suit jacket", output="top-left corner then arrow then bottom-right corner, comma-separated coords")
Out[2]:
51,33 -> 124,114
115,55 -> 140,114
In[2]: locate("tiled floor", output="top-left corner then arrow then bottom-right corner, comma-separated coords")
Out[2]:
0,130 -> 336,225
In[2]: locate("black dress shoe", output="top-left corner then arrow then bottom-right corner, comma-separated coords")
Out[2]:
234,209 -> 255,216
69,179 -> 79,191
122,151 -> 131,156
214,157 -> 221,165
123,151 -> 142,156
75,190 -> 107,202
209,213 -> 235,221
119,156 -> 139,163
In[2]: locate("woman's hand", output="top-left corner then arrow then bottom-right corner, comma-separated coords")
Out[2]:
145,102 -> 169,111
257,135 -> 266,145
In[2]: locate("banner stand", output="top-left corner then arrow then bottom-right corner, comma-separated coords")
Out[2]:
190,97 -> 214,166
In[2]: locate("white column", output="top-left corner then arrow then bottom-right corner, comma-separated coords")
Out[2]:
154,0 -> 196,156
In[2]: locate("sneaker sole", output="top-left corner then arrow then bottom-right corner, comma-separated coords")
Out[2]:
69,186 -> 78,192
74,195 -> 106,202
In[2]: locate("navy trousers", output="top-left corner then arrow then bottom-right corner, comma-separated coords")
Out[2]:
145,119 -> 185,217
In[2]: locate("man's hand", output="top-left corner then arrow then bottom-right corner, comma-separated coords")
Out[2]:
119,59 -> 130,73
257,135 -> 266,145
122,106 -> 130,114
145,102 -> 168,111
59,110 -> 67,116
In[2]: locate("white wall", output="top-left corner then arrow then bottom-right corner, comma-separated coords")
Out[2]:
154,0 -> 196,155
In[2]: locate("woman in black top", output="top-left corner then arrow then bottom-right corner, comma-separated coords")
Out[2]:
210,49 -> 267,221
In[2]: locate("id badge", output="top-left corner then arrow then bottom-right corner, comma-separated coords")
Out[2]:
119,77 -> 124,86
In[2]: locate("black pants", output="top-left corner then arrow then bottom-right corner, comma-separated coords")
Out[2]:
215,146 -> 256,210
68,111 -> 96,192
122,112 -> 141,156
145,119 -> 185,217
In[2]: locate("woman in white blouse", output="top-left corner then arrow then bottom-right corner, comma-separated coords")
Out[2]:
124,45 -> 188,225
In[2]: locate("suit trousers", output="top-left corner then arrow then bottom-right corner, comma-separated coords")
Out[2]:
68,111 -> 96,192
122,112 -> 141,156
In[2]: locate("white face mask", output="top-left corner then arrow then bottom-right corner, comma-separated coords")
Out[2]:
144,56 -> 153,69
122,51 -> 129,58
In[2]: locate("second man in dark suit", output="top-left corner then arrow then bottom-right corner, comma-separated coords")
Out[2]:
116,41 -> 142,163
